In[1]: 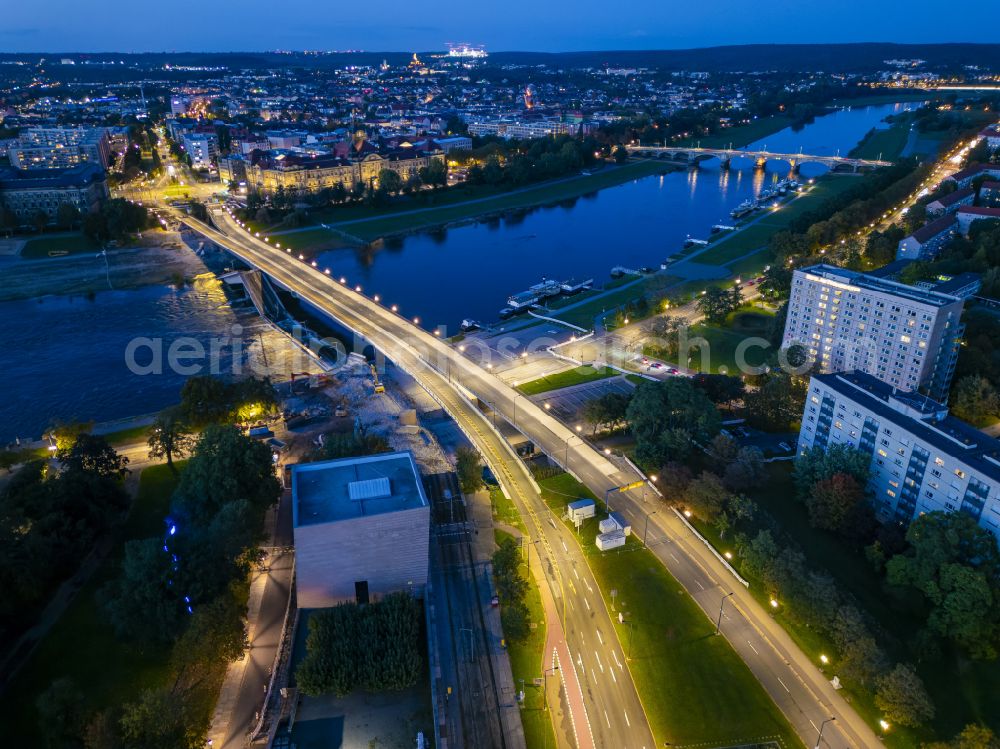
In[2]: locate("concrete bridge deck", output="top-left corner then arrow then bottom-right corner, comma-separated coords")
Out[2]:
628,145 -> 892,172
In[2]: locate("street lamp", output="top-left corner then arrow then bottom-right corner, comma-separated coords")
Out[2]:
716,591 -> 734,635
642,509 -> 658,546
814,716 -> 836,749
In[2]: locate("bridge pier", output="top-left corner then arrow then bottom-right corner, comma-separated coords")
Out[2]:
719,158 -> 731,171
754,156 -> 767,170
788,161 -> 800,175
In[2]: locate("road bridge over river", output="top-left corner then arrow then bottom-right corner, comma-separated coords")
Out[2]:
628,145 -> 892,172
177,205 -> 884,749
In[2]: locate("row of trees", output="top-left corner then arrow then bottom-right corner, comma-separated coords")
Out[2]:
296,593 -> 423,697
82,198 -> 152,244
492,537 -> 531,643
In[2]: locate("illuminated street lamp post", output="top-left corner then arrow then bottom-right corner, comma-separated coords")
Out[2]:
716,591 -> 735,635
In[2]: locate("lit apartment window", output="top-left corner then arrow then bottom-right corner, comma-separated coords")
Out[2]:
955,468 -> 966,479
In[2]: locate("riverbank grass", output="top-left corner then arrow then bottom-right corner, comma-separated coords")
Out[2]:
20,233 -> 101,258
536,473 -> 802,748
515,365 -> 617,396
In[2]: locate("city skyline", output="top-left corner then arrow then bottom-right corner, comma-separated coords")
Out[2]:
4,0 -> 998,53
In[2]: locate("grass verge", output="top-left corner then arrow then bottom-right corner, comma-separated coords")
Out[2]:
515,366 -> 617,396
20,233 -> 101,258
536,473 -> 803,748
495,529 -> 557,749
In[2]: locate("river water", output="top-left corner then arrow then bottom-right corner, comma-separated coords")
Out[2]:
0,101 -> 917,443
313,101 -> 920,330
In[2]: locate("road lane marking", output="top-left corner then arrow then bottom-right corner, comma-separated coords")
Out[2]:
669,552 -> 680,563
624,710 -> 631,727
594,651 -> 604,673
562,540 -> 569,553
596,629 -> 604,645
747,640 -> 759,655
604,710 -> 611,728
777,677 -> 790,693
610,668 -> 617,683
612,651 -> 623,669
573,568 -> 580,580
696,580 -> 705,591
585,580 -> 593,593
584,598 -> 591,611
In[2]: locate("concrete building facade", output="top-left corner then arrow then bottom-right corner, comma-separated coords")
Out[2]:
9,126 -> 111,170
782,264 -> 965,402
0,163 -> 109,225
798,372 -> 1000,539
291,452 -> 430,609
896,214 -> 957,260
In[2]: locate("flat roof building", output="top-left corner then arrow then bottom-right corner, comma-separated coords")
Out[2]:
782,264 -> 965,402
0,163 -> 109,226
292,451 -> 430,608
798,372 -> 1000,538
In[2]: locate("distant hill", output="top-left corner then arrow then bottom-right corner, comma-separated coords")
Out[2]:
2,43 -> 999,73
488,43 -> 1000,72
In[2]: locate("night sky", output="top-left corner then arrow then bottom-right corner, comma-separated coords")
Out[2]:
3,0 -> 990,52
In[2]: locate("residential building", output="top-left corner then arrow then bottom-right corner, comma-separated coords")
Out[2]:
925,186 -> 974,217
181,131 -> 218,168
980,181 -> 1000,207
798,371 -> 1000,539
467,118 -> 584,140
8,126 -> 111,170
896,214 -> 957,260
980,123 -> 1000,151
946,163 -> 1000,189
0,163 -> 109,225
782,264 -> 965,401
956,205 -> 1000,234
291,452 -> 430,608
217,154 -> 246,184
435,135 -> 473,153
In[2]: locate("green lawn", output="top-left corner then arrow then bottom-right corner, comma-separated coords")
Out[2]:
256,227 -> 355,253
725,248 -> 775,280
850,117 -> 913,161
537,474 -> 803,748
339,160 -> 672,241
20,233 -> 101,258
695,176 -> 860,266
681,308 -> 776,375
495,529 -> 556,749
0,463 -> 184,741
691,463 -> 1000,747
516,365 -> 617,396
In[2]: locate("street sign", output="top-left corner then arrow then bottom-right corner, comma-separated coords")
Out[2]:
618,480 -> 645,492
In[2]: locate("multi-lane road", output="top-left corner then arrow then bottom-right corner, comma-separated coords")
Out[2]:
180,207 -> 656,749
180,205 -> 881,749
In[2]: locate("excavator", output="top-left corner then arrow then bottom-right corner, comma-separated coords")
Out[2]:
370,363 -> 385,395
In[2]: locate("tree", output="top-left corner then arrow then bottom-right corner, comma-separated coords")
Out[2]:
626,379 -> 721,468
58,433 -> 129,481
723,447 -> 766,492
685,471 -> 729,521
805,472 -> 866,533
951,375 -> 1000,424
376,168 -> 403,195
612,145 -> 629,164
171,425 -> 281,528
697,286 -> 737,324
102,537 -> 185,643
925,724 -> 1000,749
49,420 -> 95,450
582,392 -> 631,434
147,408 -> 195,473
758,264 -> 792,300
170,592 -> 248,690
793,443 -> 869,499
418,159 -> 447,188
36,677 -> 85,749
744,371 -> 803,431
493,537 -> 531,643
455,446 -> 483,495
690,374 -> 745,407
886,512 -> 1000,659
118,688 -> 201,749
56,202 -> 81,230
178,375 -> 231,425
874,663 -> 935,727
